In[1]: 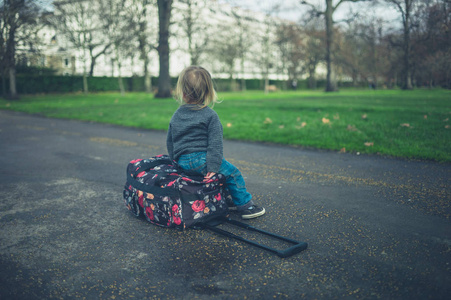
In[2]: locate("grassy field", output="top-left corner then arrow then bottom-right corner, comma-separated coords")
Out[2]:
1,89 -> 450,162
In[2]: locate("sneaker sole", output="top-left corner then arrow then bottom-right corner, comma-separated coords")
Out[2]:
241,208 -> 266,219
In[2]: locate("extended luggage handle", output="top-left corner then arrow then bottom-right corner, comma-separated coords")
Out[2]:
197,216 -> 308,258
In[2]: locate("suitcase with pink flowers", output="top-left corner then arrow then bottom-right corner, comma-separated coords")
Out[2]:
123,155 -> 308,257
123,155 -> 231,229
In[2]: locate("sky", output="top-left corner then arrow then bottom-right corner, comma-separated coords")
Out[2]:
222,0 -> 401,27
40,0 -> 401,30
40,0 -> 400,25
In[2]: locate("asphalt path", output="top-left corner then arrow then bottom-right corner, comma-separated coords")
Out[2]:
0,110 -> 450,299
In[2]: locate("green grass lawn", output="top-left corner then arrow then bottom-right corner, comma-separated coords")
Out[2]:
1,89 -> 450,162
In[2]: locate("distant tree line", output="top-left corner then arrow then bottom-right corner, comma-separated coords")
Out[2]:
296,0 -> 450,90
1,0 -> 450,99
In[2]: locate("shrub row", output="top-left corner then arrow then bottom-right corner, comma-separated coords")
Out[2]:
0,75 -> 350,95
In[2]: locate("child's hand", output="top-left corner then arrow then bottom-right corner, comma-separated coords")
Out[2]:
204,172 -> 216,180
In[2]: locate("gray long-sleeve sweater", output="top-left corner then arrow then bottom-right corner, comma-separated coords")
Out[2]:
166,104 -> 223,173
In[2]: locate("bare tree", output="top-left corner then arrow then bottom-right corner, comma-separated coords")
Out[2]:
259,17 -> 277,93
211,21 -> 240,90
384,0 -> 420,89
99,0 -> 132,95
155,0 -> 172,98
361,20 -> 385,88
229,8 -> 255,91
304,25 -> 325,89
410,0 -> 451,88
51,0 -> 112,93
127,0 -> 157,93
301,0 -> 371,91
1,0 -> 44,99
177,0 -> 209,66
337,16 -> 386,87
275,23 -> 306,89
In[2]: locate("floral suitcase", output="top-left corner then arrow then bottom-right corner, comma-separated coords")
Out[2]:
123,155 -> 230,229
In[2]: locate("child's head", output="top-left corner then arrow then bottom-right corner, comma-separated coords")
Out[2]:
175,66 -> 218,108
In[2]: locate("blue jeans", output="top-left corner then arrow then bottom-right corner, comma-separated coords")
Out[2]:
177,152 -> 254,210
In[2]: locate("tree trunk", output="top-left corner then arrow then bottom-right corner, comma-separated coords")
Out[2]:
118,62 -> 125,95
308,62 -> 317,89
118,76 -> 125,95
325,0 -> 337,92
89,56 -> 96,77
144,72 -> 152,93
241,78 -> 246,91
1,71 -> 6,98
83,74 -> 89,94
141,50 -> 152,93
308,75 -> 317,89
7,22 -> 18,99
230,74 -> 236,91
264,72 -> 269,94
240,59 -> 246,91
111,59 -> 115,77
9,67 -> 18,99
88,45 -> 111,77
138,33 -> 152,93
402,5 -> 413,90
155,0 -> 173,98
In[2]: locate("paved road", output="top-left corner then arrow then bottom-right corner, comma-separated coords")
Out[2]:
0,110 -> 450,299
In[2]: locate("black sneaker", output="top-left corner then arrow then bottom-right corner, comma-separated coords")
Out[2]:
240,205 -> 266,219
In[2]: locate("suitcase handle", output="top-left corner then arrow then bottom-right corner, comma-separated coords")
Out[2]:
127,157 -> 179,197
132,157 -> 175,175
198,217 -> 308,258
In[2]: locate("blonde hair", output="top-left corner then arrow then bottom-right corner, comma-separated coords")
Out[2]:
175,66 -> 218,108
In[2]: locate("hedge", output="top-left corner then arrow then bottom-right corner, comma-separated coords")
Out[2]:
0,75 -> 329,95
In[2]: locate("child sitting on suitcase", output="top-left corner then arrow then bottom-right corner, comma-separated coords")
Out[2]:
167,66 -> 265,219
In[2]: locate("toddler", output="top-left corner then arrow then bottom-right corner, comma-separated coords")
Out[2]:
166,66 -> 265,219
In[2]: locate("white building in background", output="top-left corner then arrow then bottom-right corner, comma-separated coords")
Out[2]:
27,0 -> 319,82
16,25 -> 76,76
